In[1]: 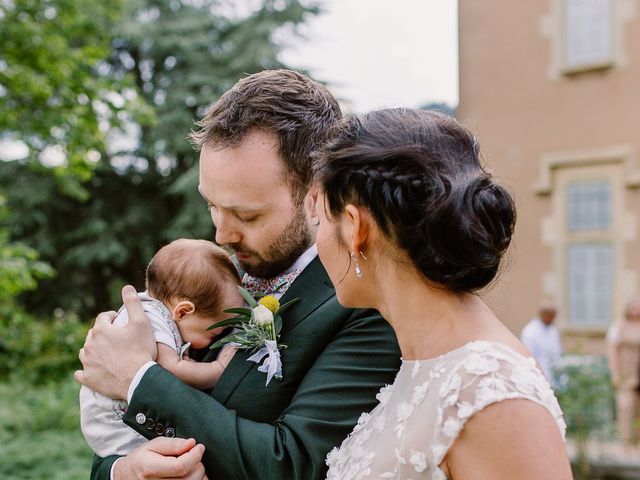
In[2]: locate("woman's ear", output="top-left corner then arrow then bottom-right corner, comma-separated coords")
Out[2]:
344,204 -> 370,255
172,300 -> 195,321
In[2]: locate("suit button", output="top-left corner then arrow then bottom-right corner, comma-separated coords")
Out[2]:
165,427 -> 176,438
135,413 -> 146,425
155,423 -> 164,436
145,418 -> 156,430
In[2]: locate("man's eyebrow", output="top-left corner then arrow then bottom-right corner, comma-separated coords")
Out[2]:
197,186 -> 262,213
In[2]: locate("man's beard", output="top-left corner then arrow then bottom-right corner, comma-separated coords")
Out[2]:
228,206 -> 313,279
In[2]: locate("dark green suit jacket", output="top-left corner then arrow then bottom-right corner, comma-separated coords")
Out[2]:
91,258 -> 401,479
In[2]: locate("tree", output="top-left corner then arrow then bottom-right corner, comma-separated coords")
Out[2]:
109,0 -> 319,236
0,195 -> 53,302
420,101 -> 457,118
0,0 -> 150,197
1,0 -> 320,317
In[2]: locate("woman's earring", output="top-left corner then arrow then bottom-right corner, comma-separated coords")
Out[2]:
351,252 -> 364,278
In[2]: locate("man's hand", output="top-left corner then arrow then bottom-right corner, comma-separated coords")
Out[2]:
74,285 -> 157,399
114,437 -> 208,480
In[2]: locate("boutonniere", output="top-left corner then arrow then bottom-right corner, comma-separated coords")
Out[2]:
208,287 -> 299,385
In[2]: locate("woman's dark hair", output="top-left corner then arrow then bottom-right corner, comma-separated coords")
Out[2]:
314,108 -> 516,293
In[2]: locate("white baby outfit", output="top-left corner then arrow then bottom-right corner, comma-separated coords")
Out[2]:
79,293 -> 186,457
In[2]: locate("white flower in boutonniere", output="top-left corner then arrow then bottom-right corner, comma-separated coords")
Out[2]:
207,287 -> 299,386
253,304 -> 274,326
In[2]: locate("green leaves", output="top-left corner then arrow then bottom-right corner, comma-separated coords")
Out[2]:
0,0 -> 146,190
274,298 -> 299,317
210,332 -> 246,351
206,314 -> 251,331
0,0 -> 320,319
0,195 -> 54,301
208,286 -> 299,351
238,287 -> 259,308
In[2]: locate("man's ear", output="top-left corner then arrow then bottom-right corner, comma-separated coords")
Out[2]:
344,204 -> 370,255
305,186 -> 320,227
172,300 -> 195,321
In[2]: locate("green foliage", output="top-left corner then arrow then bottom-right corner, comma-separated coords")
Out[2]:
420,101 -> 457,117
0,429 -> 91,480
0,374 -> 82,433
0,0 -> 152,197
0,238 -> 53,299
0,376 -> 92,479
0,195 -> 54,301
0,4 -> 320,477
110,0 -> 319,237
553,354 -> 615,440
0,160 -> 184,314
0,305 -> 86,382
552,355 -> 615,479
1,0 -> 320,317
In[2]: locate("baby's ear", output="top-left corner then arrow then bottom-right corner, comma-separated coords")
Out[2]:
172,300 -> 196,320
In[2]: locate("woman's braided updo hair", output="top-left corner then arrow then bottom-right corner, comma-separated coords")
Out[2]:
314,108 -> 516,293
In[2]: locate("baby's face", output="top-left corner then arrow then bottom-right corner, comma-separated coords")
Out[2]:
178,313 -> 225,350
178,284 -> 244,350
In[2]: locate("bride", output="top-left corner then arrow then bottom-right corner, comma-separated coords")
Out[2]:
312,109 -> 572,479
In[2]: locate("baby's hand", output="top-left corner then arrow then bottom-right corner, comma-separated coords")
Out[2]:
217,345 -> 237,368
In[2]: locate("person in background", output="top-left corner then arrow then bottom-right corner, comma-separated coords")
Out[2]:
521,300 -> 562,383
607,298 -> 640,445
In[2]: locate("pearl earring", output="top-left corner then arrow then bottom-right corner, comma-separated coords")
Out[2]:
351,252 -> 364,278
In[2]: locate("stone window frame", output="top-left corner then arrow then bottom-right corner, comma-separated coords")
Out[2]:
536,146 -> 640,334
540,0 -> 636,78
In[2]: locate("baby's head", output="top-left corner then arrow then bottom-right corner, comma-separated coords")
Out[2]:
146,238 -> 243,349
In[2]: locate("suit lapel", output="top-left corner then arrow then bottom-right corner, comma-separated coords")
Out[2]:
278,257 -> 335,335
211,257 -> 335,404
210,348 -> 257,404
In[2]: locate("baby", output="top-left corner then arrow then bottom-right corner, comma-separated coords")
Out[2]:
79,238 -> 243,457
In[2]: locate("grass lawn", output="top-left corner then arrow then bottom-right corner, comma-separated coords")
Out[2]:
0,376 -> 93,479
0,429 -> 92,479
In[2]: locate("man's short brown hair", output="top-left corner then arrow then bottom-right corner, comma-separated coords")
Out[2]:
190,69 -> 342,202
146,239 -> 239,317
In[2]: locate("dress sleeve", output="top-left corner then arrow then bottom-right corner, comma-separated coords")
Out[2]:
606,324 -> 620,343
430,343 -> 567,468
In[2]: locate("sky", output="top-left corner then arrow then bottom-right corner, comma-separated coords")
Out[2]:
281,0 -> 459,113
0,1 -> 459,161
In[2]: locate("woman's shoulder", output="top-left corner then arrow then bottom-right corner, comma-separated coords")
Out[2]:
436,341 -> 564,417
429,341 -> 566,464
440,394 -> 573,479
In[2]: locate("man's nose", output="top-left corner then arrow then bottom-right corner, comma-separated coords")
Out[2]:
214,215 -> 241,245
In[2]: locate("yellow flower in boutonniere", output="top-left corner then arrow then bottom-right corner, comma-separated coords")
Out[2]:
258,295 -> 280,314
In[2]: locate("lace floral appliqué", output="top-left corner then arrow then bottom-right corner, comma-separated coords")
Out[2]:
325,341 -> 566,480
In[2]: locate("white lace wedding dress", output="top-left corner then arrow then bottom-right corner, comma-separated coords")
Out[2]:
326,341 -> 567,479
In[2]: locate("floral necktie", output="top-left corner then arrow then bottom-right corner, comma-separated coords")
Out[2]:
241,269 -> 301,298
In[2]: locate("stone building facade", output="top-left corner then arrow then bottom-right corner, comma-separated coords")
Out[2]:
457,0 -> 640,352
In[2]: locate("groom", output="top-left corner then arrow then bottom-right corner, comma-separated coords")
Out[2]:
76,69 -> 401,479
